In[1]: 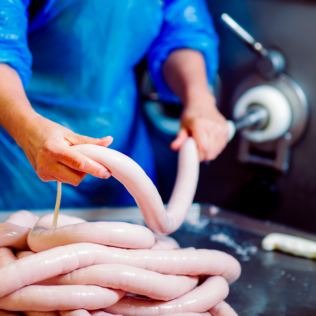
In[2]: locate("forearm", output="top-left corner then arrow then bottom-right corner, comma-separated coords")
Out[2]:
162,49 -> 216,109
163,49 -> 228,161
0,63 -> 111,185
0,64 -> 37,147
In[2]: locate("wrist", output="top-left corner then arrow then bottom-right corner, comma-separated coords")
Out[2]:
11,110 -> 41,148
183,89 -> 217,114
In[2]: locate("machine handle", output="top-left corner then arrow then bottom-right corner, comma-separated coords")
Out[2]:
221,13 -> 286,78
221,13 -> 269,58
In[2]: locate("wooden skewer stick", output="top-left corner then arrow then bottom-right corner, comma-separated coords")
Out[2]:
52,181 -> 62,229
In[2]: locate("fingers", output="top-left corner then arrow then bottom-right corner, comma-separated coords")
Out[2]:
204,124 -> 227,161
25,115 -> 114,186
195,123 -> 228,161
37,143 -> 112,185
67,134 -> 113,147
53,148 -> 111,179
171,129 -> 188,151
97,136 -> 113,147
178,120 -> 228,162
56,132 -> 113,179
63,134 -> 113,177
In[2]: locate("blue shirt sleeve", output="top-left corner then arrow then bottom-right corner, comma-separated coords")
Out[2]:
147,0 -> 219,102
0,0 -> 32,86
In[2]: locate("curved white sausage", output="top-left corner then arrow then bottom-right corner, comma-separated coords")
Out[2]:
0,211 -> 38,249
5,211 -> 39,229
0,285 -> 123,312
0,223 -> 30,249
28,222 -> 155,252
0,248 -> 16,267
106,276 -> 228,315
41,264 -> 198,301
0,249 -> 19,316
0,243 -> 241,298
74,138 -> 199,234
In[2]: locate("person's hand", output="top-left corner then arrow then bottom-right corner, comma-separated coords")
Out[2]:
18,114 -> 113,186
171,93 -> 229,161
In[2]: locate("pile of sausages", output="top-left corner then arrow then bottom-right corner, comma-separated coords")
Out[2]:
0,211 -> 241,315
0,139 -> 241,315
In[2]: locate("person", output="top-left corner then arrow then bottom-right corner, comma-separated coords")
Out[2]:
0,0 -> 228,209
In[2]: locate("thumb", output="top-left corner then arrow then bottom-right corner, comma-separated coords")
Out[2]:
171,128 -> 188,151
68,134 -> 113,147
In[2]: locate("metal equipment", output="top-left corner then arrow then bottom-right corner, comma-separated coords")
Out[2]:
222,13 -> 309,171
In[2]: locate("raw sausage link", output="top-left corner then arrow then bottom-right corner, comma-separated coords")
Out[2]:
5,211 -> 39,229
0,243 -> 240,297
28,221 -> 155,252
0,216 -> 239,314
105,276 -> 228,315
0,249 -> 19,316
41,264 -> 198,301
74,138 -> 199,234
0,223 -> 30,249
0,210 -> 38,249
0,248 -> 16,267
0,285 -> 124,312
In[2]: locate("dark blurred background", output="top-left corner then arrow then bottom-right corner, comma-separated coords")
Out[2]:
147,0 -> 316,233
